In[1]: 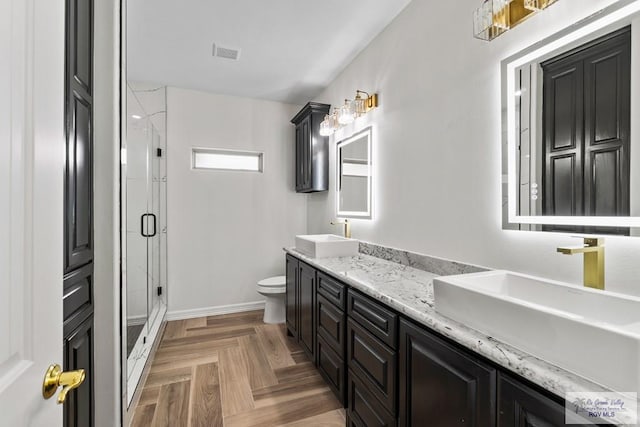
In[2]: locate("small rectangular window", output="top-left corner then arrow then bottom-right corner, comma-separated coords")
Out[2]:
192,148 -> 263,172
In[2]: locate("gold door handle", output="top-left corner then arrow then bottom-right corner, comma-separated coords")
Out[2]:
42,364 -> 86,404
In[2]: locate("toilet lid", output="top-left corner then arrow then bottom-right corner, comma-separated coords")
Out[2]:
258,275 -> 286,287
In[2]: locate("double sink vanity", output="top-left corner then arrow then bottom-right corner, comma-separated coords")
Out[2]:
284,234 -> 638,426
280,2 -> 640,425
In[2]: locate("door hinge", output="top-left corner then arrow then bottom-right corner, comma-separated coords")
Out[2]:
157,286 -> 163,296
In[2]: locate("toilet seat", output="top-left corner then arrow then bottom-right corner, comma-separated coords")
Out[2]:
256,284 -> 285,294
257,276 -> 286,295
258,276 -> 286,287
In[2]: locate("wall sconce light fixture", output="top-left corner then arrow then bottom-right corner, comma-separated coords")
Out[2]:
319,90 -> 379,136
338,100 -> 355,125
473,0 -> 559,41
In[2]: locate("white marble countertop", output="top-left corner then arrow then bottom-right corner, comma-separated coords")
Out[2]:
284,247 -> 634,425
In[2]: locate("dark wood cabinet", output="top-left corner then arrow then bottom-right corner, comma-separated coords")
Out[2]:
399,319 -> 497,427
298,261 -> 316,361
285,254 -> 583,427
285,254 -> 299,338
290,102 -> 331,193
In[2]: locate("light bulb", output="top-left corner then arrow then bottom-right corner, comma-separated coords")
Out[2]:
319,115 -> 334,136
354,91 -> 371,117
338,100 -> 355,125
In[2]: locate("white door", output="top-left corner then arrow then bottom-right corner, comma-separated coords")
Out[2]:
0,0 -> 66,425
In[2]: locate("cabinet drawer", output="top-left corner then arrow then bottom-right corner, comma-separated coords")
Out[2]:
317,294 -> 345,355
317,272 -> 346,308
317,335 -> 346,406
348,290 -> 398,348
347,319 -> 396,413
348,371 -> 396,427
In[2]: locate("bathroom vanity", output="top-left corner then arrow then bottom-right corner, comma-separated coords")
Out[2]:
284,245 -> 624,426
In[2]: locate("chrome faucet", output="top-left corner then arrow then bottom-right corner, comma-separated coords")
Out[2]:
557,237 -> 605,290
331,219 -> 351,238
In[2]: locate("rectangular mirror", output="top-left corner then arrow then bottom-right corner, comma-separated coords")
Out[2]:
337,127 -> 373,219
502,0 -> 640,234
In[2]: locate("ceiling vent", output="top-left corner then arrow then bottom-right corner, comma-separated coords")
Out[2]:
212,43 -> 240,61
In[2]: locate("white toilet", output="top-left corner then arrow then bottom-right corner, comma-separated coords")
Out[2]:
256,275 -> 286,324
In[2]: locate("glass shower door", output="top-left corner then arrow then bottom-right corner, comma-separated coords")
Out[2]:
123,83 -> 168,406
125,87 -> 149,362
147,125 -> 166,328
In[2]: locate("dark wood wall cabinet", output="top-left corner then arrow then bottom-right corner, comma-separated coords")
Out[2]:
290,102 -> 331,193
284,254 -> 591,427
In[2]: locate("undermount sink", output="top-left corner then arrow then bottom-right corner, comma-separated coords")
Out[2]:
433,271 -> 640,395
295,234 -> 359,258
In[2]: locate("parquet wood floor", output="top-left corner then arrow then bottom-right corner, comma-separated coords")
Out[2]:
131,310 -> 345,427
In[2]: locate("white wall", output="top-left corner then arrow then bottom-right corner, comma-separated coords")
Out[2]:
308,0 -> 640,297
167,87 -> 306,314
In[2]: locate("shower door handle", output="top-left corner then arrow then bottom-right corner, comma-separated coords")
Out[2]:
141,214 -> 151,237
141,213 -> 157,237
149,214 -> 157,237
140,213 -> 157,237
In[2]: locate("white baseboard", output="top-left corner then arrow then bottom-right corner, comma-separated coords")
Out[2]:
126,315 -> 147,326
166,300 -> 265,321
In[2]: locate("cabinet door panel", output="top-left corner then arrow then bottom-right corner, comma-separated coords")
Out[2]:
301,116 -> 311,189
317,294 -> 345,354
498,373 -> 582,427
298,261 -> 316,361
295,124 -> 303,191
317,335 -> 346,406
285,255 -> 298,337
399,319 -> 496,427
347,319 -> 396,413
348,371 -> 396,427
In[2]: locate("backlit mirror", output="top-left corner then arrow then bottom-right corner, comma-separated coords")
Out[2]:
502,0 -> 640,235
337,127 -> 372,219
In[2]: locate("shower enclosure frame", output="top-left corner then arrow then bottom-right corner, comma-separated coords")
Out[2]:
120,80 -> 169,414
